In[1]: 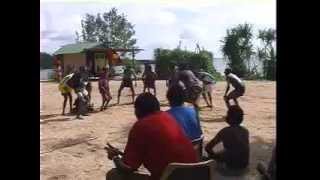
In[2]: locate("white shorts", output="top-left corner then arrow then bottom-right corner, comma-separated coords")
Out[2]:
203,83 -> 214,93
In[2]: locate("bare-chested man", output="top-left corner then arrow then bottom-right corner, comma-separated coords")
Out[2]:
224,68 -> 245,108
171,64 -> 202,110
98,67 -> 112,111
142,65 -> 157,96
117,66 -> 137,104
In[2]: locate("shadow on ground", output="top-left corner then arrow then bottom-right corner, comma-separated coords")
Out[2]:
40,114 -> 61,120
200,116 -> 226,123
40,118 -> 72,124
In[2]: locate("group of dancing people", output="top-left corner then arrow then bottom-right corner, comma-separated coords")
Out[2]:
58,62 -> 246,120
58,64 -> 158,119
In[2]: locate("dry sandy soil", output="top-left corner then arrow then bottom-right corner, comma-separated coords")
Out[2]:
40,80 -> 275,180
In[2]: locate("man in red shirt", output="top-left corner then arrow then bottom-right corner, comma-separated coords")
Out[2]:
105,93 -> 198,180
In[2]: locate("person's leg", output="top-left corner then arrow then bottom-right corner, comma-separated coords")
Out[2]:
117,84 -> 124,104
228,89 -> 241,106
202,92 -> 210,107
143,84 -> 146,93
153,87 -> 157,97
202,85 -> 210,107
130,86 -> 135,103
224,96 -> 231,109
208,92 -> 213,108
106,168 -> 149,180
225,90 -> 239,109
193,87 -> 202,111
75,97 -> 82,119
105,88 -> 112,108
101,93 -> 106,111
62,94 -> 67,115
68,93 -> 73,113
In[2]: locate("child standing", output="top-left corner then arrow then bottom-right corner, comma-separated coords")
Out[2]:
99,67 -> 112,111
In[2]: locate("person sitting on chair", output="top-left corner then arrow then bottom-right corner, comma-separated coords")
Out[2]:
166,84 -> 203,142
205,105 -> 249,175
105,93 -> 198,180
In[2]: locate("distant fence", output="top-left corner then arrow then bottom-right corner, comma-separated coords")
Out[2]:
40,69 -> 55,81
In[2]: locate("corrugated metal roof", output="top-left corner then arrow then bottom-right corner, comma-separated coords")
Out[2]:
53,42 -> 102,55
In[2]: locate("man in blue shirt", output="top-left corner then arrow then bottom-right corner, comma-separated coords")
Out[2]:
166,84 -> 203,141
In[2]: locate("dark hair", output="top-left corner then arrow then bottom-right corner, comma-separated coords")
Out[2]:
167,84 -> 185,107
134,93 -> 160,119
224,68 -> 232,75
226,105 -> 244,126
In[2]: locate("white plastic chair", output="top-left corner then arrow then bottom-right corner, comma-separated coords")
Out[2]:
160,160 -> 215,180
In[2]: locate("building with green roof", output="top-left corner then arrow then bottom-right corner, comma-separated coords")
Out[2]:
53,42 -> 143,77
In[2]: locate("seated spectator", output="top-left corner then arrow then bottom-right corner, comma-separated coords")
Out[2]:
205,105 -> 249,174
105,93 -> 198,180
166,84 -> 203,141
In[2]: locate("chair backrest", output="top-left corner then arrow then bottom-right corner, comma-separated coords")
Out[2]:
160,160 -> 215,180
192,135 -> 204,159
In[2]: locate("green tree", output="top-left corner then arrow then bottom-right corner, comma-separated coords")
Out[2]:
154,44 -> 221,80
221,23 -> 254,78
257,28 -> 276,80
76,7 -> 137,49
40,52 -> 54,69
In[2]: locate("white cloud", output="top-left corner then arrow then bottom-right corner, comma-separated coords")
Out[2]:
40,1 -> 276,59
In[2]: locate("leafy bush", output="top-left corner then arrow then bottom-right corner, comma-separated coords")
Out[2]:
154,48 -> 221,80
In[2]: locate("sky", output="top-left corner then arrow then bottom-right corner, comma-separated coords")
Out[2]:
40,0 -> 276,59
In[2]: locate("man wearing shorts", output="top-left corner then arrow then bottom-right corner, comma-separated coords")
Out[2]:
117,66 -> 137,104
58,73 -> 74,115
195,70 -> 216,108
171,64 -> 202,110
98,67 -> 112,111
142,65 -> 157,96
224,68 -> 245,108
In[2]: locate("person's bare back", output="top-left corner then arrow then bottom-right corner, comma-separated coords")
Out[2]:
218,126 -> 249,169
